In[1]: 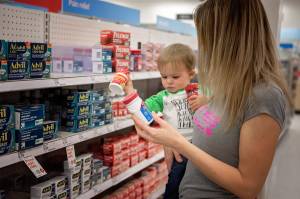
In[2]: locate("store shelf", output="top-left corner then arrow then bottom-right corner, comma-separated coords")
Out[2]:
148,186 -> 166,199
0,72 -> 160,93
0,119 -> 134,169
78,151 -> 165,199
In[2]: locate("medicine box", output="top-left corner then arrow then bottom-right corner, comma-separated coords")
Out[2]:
66,104 -> 90,118
0,60 -> 8,80
15,104 -> 44,130
51,176 -> 67,195
90,102 -> 106,116
30,43 -> 52,60
89,115 -> 105,128
77,153 -> 92,169
92,48 -> 102,61
73,60 -> 84,73
66,116 -> 89,132
15,125 -> 44,150
90,91 -> 105,103
81,179 -> 91,194
69,183 -> 80,199
29,60 -> 51,78
62,60 -> 74,73
64,158 -> 82,173
0,105 -> 14,130
81,168 -> 92,183
7,60 -> 29,80
0,40 -> 7,60
52,59 -> 63,73
0,128 -> 15,155
66,91 -> 90,106
43,121 -> 58,141
92,61 -> 103,74
55,189 -> 68,199
30,180 -> 54,198
64,170 -> 80,185
7,41 -> 31,60
102,49 -> 112,61
103,61 -> 112,74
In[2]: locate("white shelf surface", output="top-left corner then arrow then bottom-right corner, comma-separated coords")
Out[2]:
0,71 -> 160,93
0,119 -> 134,169
78,151 -> 165,199
148,186 -> 166,199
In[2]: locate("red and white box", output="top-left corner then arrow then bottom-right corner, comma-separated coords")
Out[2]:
101,30 -> 131,46
103,45 -> 131,60
112,59 -> 130,72
103,141 -> 122,155
130,153 -> 139,167
103,152 -> 123,166
138,150 -> 147,162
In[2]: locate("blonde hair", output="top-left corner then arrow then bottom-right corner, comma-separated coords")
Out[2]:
157,43 -> 196,73
194,0 -> 291,129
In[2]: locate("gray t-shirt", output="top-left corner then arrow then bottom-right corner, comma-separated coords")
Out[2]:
179,83 -> 287,199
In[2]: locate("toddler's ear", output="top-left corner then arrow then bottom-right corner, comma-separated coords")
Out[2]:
189,69 -> 196,79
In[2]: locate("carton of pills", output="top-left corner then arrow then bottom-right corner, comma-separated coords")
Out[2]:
81,168 -> 91,183
92,61 -> 103,74
0,105 -> 14,130
15,125 -> 43,150
30,180 -> 54,198
66,91 -> 90,106
29,60 -> 51,78
52,59 -> 63,73
65,116 -> 89,132
15,105 -> 44,130
0,128 -> 15,155
92,48 -> 102,61
51,176 -> 67,195
30,43 -> 52,61
64,158 -> 82,173
6,60 -> 29,80
55,189 -> 68,199
77,153 -> 92,169
62,60 -> 74,73
0,60 -> 8,80
69,183 -> 80,199
0,40 -> 7,60
80,179 -> 91,194
64,170 -> 80,185
7,42 -> 30,60
43,121 -> 58,141
66,104 -> 90,118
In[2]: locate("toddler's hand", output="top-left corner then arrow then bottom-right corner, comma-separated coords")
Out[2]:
188,95 -> 208,112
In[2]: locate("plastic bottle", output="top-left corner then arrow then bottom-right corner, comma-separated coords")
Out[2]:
122,92 -> 153,125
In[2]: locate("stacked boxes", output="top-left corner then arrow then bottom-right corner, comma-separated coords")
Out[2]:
89,90 -> 112,128
52,46 -> 92,73
43,121 -> 58,141
111,98 -> 129,120
15,104 -> 45,150
91,44 -> 112,74
100,30 -> 131,72
30,176 -> 67,199
0,41 -> 52,81
63,91 -> 90,132
0,105 -> 15,155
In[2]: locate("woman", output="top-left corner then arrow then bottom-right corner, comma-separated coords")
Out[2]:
131,0 -> 291,198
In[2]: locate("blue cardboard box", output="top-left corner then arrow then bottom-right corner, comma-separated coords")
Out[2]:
102,49 -> 112,61
103,61 -> 112,74
89,115 -> 105,128
0,40 -> 7,60
29,60 -> 51,78
66,91 -> 90,106
90,102 -> 106,116
7,42 -> 30,60
15,105 -> 45,130
30,43 -> 52,60
0,60 -> 8,80
90,91 -> 105,103
7,60 -> 29,80
0,127 -> 15,155
0,105 -> 14,130
65,104 -> 90,119
15,125 -> 43,150
66,116 -> 89,132
43,121 -> 58,141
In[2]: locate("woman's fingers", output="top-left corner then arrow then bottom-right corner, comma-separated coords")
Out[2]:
173,150 -> 183,163
152,112 -> 169,128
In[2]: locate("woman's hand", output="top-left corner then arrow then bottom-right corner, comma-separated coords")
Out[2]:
123,75 -> 136,95
132,112 -> 184,148
188,95 -> 208,112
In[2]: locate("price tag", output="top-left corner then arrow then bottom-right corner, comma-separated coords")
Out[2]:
23,156 -> 47,178
66,145 -> 76,169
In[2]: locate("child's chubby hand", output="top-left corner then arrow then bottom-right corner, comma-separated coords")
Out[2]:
188,95 -> 208,112
123,75 -> 136,95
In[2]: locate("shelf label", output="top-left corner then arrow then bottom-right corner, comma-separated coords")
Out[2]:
66,145 -> 76,169
23,156 -> 47,178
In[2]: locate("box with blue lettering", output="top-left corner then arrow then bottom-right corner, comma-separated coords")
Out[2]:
0,105 -> 15,155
